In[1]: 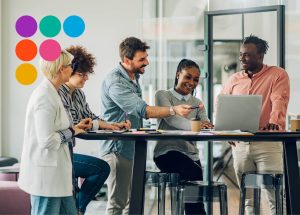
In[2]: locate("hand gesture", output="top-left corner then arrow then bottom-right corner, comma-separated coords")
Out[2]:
201,121 -> 214,129
261,123 -> 280,131
112,120 -> 131,130
77,118 -> 92,130
73,126 -> 86,136
173,104 -> 193,117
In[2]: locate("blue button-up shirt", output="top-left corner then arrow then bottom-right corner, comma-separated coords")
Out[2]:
100,63 -> 148,160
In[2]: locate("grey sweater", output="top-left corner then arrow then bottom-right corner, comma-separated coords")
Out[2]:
154,89 -> 209,161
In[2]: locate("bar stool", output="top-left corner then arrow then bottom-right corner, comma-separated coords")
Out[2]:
145,171 -> 228,215
178,181 -> 228,215
145,171 -> 180,215
239,172 -> 283,215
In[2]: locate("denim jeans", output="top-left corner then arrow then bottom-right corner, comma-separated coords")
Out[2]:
74,153 -> 110,213
30,195 -> 77,215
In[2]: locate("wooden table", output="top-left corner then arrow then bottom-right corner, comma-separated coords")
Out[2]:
77,131 -> 300,215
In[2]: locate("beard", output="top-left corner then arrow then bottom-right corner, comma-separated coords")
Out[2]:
134,64 -> 147,74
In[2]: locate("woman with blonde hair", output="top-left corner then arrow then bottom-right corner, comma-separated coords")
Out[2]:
18,50 -> 90,215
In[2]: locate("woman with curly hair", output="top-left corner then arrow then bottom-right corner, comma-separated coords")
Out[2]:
59,45 -> 131,214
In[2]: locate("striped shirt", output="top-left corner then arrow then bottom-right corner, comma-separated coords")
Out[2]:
59,84 -> 101,130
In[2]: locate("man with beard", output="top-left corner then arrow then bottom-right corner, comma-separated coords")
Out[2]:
219,35 -> 290,215
100,37 -> 194,215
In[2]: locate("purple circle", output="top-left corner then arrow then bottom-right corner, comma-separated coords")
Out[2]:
15,15 -> 37,37
39,39 -> 61,61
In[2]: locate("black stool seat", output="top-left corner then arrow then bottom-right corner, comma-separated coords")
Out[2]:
0,157 -> 18,167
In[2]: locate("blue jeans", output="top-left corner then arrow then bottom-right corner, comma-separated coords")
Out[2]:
74,153 -> 110,213
30,195 -> 77,215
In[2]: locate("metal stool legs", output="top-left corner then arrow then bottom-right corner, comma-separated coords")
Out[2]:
145,172 -> 180,215
182,181 -> 228,215
219,183 -> 228,215
239,172 -> 283,215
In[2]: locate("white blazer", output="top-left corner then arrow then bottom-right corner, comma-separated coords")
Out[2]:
18,78 -> 73,197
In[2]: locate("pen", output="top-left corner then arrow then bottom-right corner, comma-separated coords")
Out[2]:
92,115 -> 101,120
190,103 -> 204,109
124,112 -> 128,123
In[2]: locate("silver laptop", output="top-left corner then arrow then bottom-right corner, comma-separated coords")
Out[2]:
214,95 -> 262,131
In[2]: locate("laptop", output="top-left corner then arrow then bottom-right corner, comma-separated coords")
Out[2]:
214,95 -> 262,131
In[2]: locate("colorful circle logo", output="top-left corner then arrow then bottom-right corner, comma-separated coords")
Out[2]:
39,39 -> 61,61
63,15 -> 85,38
15,39 -> 37,61
39,15 -> 61,37
15,14 -> 86,85
16,63 -> 38,85
15,15 -> 37,37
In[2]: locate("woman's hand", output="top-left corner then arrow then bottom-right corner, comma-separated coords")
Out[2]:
201,121 -> 214,129
112,120 -> 131,130
173,104 -> 193,117
77,118 -> 92,130
99,120 -> 121,130
72,126 -> 86,135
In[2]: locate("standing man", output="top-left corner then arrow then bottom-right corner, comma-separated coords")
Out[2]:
101,37 -> 194,215
219,35 -> 290,215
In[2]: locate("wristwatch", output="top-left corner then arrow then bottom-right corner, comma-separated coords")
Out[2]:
169,106 -> 175,116
69,127 -> 75,136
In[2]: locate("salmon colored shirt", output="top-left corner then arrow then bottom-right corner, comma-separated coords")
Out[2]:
220,64 -> 290,130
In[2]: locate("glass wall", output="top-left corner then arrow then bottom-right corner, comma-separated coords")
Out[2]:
141,0 -> 300,213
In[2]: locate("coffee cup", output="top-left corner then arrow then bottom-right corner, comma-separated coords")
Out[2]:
290,119 -> 300,131
190,118 -> 202,132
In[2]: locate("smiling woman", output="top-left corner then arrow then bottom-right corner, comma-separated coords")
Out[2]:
154,59 -> 214,215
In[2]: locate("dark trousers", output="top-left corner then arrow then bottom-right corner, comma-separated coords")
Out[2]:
154,151 -> 206,215
74,154 -> 110,213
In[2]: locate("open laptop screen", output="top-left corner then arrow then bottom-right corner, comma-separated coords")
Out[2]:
215,95 -> 262,131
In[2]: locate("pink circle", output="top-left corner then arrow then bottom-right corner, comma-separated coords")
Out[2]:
39,39 -> 61,61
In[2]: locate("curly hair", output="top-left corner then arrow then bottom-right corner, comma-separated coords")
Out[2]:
242,34 -> 269,54
66,45 -> 96,75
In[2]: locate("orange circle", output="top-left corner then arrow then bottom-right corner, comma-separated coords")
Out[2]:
15,39 -> 37,61
16,63 -> 37,85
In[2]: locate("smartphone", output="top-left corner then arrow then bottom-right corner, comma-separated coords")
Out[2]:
190,105 -> 200,109
112,129 -> 129,134
146,131 -> 161,134
138,128 -> 156,131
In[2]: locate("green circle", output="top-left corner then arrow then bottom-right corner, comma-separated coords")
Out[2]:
39,15 -> 61,37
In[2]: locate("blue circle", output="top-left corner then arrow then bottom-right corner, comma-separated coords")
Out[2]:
63,15 -> 85,37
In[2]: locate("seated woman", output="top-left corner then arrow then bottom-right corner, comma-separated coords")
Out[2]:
154,59 -> 213,215
58,45 -> 131,215
18,50 -> 88,215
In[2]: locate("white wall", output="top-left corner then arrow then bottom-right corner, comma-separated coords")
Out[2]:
1,0 -> 142,159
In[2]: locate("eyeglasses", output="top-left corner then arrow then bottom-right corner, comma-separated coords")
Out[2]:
75,72 -> 89,78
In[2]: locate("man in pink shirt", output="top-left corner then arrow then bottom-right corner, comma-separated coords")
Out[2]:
220,35 -> 290,215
